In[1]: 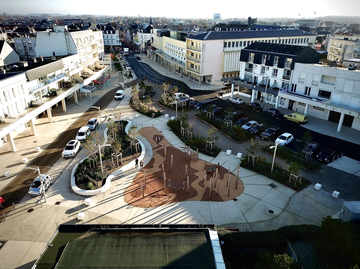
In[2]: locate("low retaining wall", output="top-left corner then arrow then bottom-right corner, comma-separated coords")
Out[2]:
71,119 -> 145,196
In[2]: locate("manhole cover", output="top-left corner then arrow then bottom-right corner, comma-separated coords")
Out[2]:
55,202 -> 61,205
268,209 -> 274,214
27,208 -> 34,213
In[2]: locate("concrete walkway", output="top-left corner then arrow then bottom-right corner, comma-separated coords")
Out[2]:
0,85 -> 344,268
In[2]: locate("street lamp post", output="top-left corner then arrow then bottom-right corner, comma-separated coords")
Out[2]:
97,144 -> 111,174
90,106 -> 101,124
25,166 -> 47,203
270,142 -> 280,174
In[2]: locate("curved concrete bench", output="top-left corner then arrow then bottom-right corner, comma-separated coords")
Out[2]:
71,119 -> 146,196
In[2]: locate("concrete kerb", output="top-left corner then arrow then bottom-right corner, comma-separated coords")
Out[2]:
70,119 -> 146,196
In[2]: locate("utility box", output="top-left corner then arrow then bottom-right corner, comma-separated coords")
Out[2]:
339,201 -> 360,223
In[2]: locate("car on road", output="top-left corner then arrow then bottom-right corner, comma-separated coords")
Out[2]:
260,126 -> 281,141
284,112 -> 308,124
62,140 -> 81,158
242,120 -> 258,131
247,102 -> 263,111
302,142 -> 321,159
316,147 -> 336,164
235,117 -> 249,126
75,126 -> 91,142
87,118 -> 99,131
114,89 -> 124,100
263,107 -> 281,117
249,123 -> 267,135
229,97 -> 244,105
275,132 -> 294,146
28,174 -> 52,196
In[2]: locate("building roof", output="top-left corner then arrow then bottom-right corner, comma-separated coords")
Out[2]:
189,29 -> 316,41
242,42 -> 311,56
26,60 -> 64,81
33,224 -> 221,269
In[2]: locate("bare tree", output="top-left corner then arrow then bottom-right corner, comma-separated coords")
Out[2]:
128,125 -> 141,153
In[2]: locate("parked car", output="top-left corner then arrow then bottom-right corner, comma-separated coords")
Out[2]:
247,102 -> 262,111
194,100 -> 212,110
235,117 -> 249,126
189,100 -> 199,107
214,106 -> 224,115
114,89 -> 124,100
302,142 -> 321,158
62,140 -> 81,158
263,107 -> 281,117
229,97 -> 244,105
260,126 -> 281,141
242,120 -> 258,131
316,148 -> 336,164
275,132 -> 294,146
28,174 -> 52,196
75,126 -> 91,142
284,112 -> 308,124
87,118 -> 99,131
249,123 -> 267,135
226,110 -> 245,122
201,103 -> 216,113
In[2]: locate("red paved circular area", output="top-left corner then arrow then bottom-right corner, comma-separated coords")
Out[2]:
124,127 -> 245,208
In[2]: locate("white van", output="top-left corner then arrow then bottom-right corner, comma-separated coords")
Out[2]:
114,89 -> 124,100
75,126 -> 91,142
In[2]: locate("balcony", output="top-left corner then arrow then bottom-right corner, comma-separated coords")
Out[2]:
187,56 -> 201,63
245,67 -> 253,72
187,45 -> 201,52
186,66 -> 200,74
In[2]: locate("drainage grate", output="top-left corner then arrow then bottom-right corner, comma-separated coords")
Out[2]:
55,202 -> 61,205
269,183 -> 277,188
27,208 -> 34,213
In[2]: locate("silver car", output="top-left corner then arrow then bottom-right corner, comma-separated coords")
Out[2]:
28,174 -> 52,196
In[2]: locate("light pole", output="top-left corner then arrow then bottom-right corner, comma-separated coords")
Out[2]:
270,142 -> 280,174
25,166 -> 47,203
90,106 -> 101,124
97,144 -> 111,174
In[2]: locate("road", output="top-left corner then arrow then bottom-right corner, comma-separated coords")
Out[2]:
0,87 -> 119,214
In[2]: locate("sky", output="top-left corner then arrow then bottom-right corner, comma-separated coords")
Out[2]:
2,0 -> 360,19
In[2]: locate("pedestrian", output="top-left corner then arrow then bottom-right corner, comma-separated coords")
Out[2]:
0,196 -> 4,208
135,158 -> 138,168
140,160 -> 144,168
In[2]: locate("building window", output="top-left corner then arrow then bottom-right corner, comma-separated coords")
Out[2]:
313,106 -> 324,111
249,53 -> 255,62
272,69 -> 278,77
291,84 -> 297,92
236,41 -> 239,47
262,55 -> 266,64
305,86 -> 311,96
232,41 -> 235,47
299,102 -> 306,106
239,41 -> 242,47
261,66 -> 265,75
274,56 -> 279,66
318,90 -> 331,99
298,72 -> 306,83
285,58 -> 292,69
312,74 -> 320,86
321,75 -> 336,85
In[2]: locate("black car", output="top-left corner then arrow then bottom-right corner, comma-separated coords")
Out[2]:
247,102 -> 262,111
214,106 -> 224,115
302,142 -> 321,159
260,126 -> 281,140
316,148 -> 336,164
235,117 -> 249,126
227,110 -> 246,122
249,123 -> 267,135
263,107 -> 281,117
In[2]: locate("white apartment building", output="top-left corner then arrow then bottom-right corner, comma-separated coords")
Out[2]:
327,35 -> 360,67
14,25 -> 105,61
137,31 -> 153,52
0,41 -> 20,67
102,25 -> 121,51
280,63 -> 360,132
151,29 -> 316,87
